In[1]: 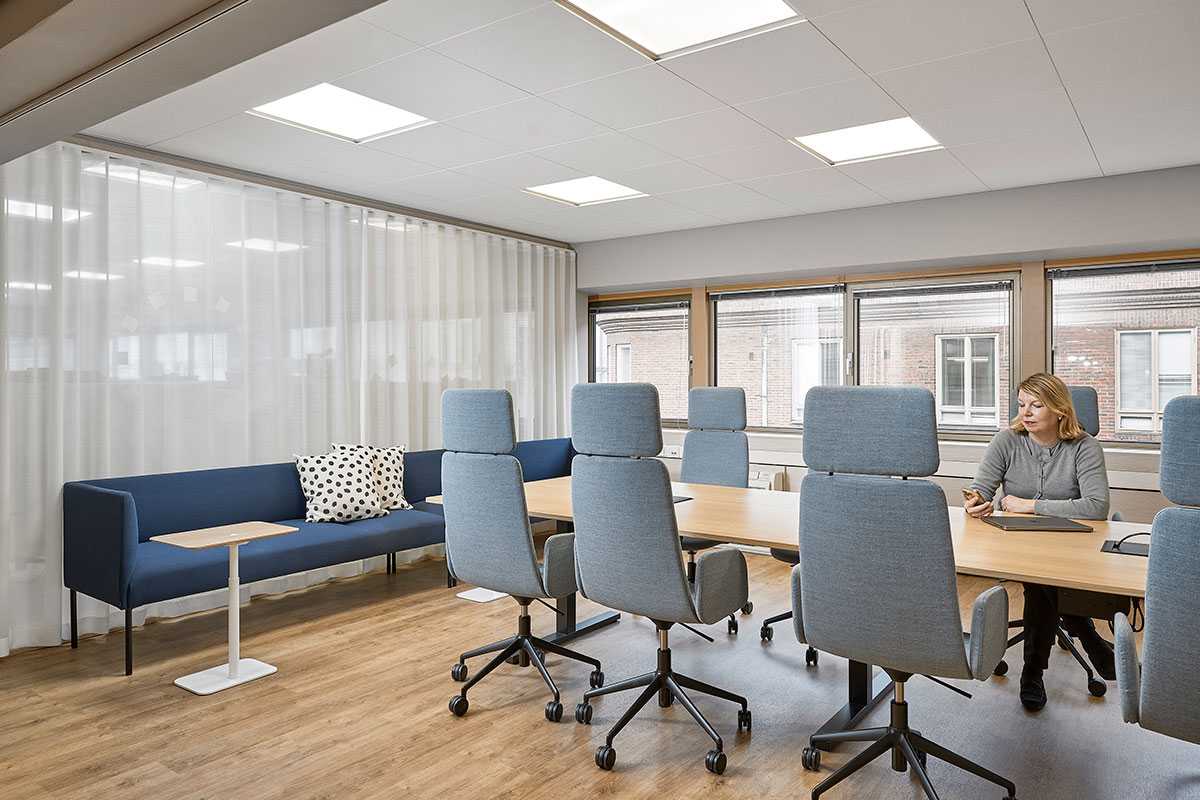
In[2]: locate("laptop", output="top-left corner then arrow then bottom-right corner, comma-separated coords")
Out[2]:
980,515 -> 1093,533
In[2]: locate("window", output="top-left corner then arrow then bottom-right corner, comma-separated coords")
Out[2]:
713,287 -> 844,429
936,334 -> 999,426
590,298 -> 690,421
1116,329 -> 1195,433
852,279 -> 1014,432
1051,262 -> 1200,443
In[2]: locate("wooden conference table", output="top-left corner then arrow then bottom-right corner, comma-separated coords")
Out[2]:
433,476 -> 1150,746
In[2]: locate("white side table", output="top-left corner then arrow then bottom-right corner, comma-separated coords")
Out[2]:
151,521 -> 297,695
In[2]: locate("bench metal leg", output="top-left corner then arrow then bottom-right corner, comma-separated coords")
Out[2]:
125,607 -> 133,676
70,589 -> 78,648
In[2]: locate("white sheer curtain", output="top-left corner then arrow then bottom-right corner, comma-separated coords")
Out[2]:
0,142 -> 577,656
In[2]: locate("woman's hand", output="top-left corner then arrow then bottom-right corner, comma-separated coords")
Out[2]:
963,494 -> 992,518
1000,495 -> 1037,514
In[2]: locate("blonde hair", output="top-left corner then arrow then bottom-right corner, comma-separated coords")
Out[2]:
1009,372 -> 1085,440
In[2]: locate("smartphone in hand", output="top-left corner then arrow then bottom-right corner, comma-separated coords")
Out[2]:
962,488 -> 987,511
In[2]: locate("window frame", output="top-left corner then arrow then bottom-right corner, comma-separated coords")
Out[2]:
587,294 -> 692,426
710,283 -> 847,433
847,272 -> 1021,440
1114,327 -> 1197,434
934,333 -> 1001,427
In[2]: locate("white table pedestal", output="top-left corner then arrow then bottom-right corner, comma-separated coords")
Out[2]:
175,543 -> 277,695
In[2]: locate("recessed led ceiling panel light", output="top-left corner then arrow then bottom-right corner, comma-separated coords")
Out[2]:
793,117 -> 943,166
135,257 -> 205,268
225,238 -> 305,253
557,0 -> 801,59
248,83 -> 433,143
524,176 -> 647,206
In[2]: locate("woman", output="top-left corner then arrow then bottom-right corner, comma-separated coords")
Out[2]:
964,372 -> 1111,712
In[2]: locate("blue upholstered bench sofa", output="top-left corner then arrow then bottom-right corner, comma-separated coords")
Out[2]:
63,437 -> 575,674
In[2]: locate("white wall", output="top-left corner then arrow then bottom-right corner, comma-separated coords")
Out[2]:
575,164 -> 1200,292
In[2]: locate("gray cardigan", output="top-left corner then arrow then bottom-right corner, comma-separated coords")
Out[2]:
969,429 -> 1111,520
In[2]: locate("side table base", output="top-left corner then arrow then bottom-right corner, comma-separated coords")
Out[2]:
175,658 -> 276,695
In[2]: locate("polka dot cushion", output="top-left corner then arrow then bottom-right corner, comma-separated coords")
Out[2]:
295,449 -> 388,523
333,443 -> 412,510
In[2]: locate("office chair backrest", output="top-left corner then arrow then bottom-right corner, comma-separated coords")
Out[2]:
441,389 -> 544,597
1139,395 -> 1200,743
799,386 -> 972,679
570,383 -> 697,622
681,387 -> 749,488
1069,386 -> 1100,436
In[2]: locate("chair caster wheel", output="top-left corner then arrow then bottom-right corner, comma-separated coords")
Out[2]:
595,745 -> 616,770
802,746 -> 821,771
760,624 -> 773,642
742,601 -> 753,615
450,662 -> 468,682
993,659 -> 1009,677
737,708 -> 752,732
728,617 -> 739,635
1088,678 -> 1107,697
806,647 -> 819,667
545,700 -> 563,722
705,749 -> 727,774
575,702 -> 593,724
589,669 -> 605,689
448,695 -> 469,716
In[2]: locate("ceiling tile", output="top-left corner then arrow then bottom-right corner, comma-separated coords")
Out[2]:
447,97 -> 610,149
836,149 -> 986,202
912,87 -> 1083,147
334,48 -> 529,121
736,78 -> 905,139
950,127 -> 1101,189
542,65 -> 722,130
788,0 -> 876,16
663,22 -> 861,105
1067,85 -> 1200,175
1024,0 -> 1183,34
364,124 -> 520,168
606,160 -> 726,194
84,17 -> 419,146
873,39 -> 1061,112
660,183 -> 787,220
534,133 -> 675,174
741,167 -> 885,212
455,153 -> 584,188
688,138 -> 825,181
155,114 -> 436,184
812,0 -> 1037,73
625,108 -> 779,160
357,0 -> 547,45
390,169 -> 503,200
432,4 -> 645,94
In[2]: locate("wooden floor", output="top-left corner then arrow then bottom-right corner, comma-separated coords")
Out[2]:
3,554 -> 1197,800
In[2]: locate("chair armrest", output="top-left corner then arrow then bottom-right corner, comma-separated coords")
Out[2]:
790,563 -> 808,643
541,533 -> 579,598
693,547 -> 747,625
1114,612 -> 1141,724
966,585 -> 1009,679
62,482 -> 139,608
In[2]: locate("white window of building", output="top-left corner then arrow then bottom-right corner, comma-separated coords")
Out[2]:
613,343 -> 632,382
1116,328 -> 1196,432
791,338 -> 842,422
936,334 -> 1000,427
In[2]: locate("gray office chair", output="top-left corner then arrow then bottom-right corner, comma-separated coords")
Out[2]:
1116,395 -> 1200,748
995,384 -> 1114,697
570,382 -> 751,775
679,386 -> 754,634
441,389 -> 603,722
794,386 -> 1015,800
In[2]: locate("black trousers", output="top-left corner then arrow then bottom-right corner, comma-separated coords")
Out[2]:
1021,583 -> 1096,671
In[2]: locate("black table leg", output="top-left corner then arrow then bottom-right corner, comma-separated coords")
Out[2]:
813,660 -> 893,751
542,592 -> 620,645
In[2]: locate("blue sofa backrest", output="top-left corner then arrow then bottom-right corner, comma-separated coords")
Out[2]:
402,438 -> 575,503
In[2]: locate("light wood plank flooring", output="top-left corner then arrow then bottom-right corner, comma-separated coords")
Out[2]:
2,554 -> 1196,799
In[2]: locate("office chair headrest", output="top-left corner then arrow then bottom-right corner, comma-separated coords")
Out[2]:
688,386 -> 746,431
571,382 -> 663,458
1160,395 -> 1200,507
441,389 -> 516,454
803,385 -> 939,477
1069,386 -> 1100,436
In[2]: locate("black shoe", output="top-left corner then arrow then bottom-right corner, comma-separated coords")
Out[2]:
1078,630 -> 1116,680
1020,667 -> 1047,711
